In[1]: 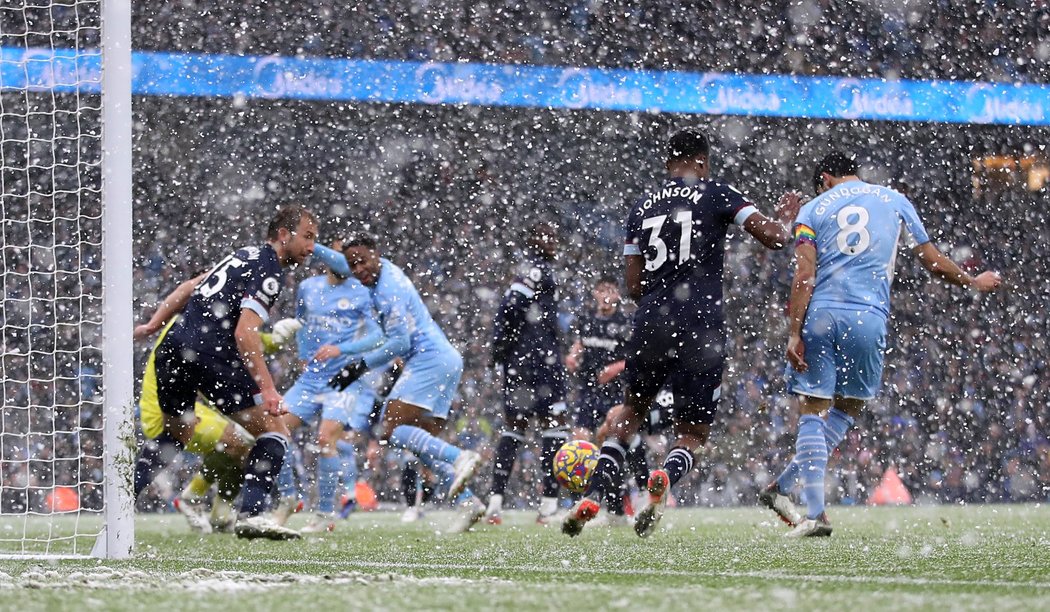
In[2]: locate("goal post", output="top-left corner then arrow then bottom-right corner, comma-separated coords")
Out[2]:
95,0 -> 134,559
0,0 -> 133,559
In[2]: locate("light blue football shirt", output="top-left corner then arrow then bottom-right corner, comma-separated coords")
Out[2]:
361,258 -> 453,369
795,180 -> 931,318
294,274 -> 383,379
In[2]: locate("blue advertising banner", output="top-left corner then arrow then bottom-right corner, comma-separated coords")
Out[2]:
1,46 -> 1046,125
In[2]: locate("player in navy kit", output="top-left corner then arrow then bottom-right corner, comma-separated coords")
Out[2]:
563,128 -> 801,537
485,222 -> 571,524
566,276 -> 646,521
763,152 -> 1001,537
151,205 -> 317,540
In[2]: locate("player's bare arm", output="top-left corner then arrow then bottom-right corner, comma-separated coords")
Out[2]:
133,272 -> 207,341
565,339 -> 584,372
742,191 -> 803,250
786,242 -> 817,372
235,308 -> 283,415
597,360 -> 626,385
913,242 -> 1002,291
624,254 -> 644,300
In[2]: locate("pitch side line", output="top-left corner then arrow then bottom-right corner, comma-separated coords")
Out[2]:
179,557 -> 1050,591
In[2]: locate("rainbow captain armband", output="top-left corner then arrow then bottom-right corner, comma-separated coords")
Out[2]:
794,224 -> 816,246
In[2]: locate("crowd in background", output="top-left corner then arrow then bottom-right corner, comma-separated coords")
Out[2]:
1,0 -> 1049,515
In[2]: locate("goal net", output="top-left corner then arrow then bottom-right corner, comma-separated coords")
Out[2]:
0,0 -> 132,558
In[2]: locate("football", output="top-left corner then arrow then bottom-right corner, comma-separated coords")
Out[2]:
552,440 -> 599,494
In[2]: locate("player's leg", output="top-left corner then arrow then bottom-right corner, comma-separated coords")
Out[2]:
782,394 -> 835,538
563,389 -> 652,536
485,392 -> 529,524
400,455 -> 424,522
273,379 -> 320,524
537,399 -> 571,524
336,435 -> 358,517
381,349 -> 480,500
173,403 -> 251,532
765,309 -> 837,528
138,337 -> 198,498
299,417 -> 347,533
593,404 -> 628,518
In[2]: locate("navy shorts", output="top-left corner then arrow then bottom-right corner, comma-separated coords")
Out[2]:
574,388 -> 621,431
502,366 -> 568,426
622,317 -> 724,426
153,336 -> 261,417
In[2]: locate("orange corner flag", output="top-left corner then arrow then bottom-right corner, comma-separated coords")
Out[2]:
868,468 -> 913,506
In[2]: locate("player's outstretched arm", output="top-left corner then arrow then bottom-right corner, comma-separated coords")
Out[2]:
235,308 -> 283,415
786,242 -> 817,372
133,272 -> 207,341
742,192 -> 803,250
913,243 -> 1002,291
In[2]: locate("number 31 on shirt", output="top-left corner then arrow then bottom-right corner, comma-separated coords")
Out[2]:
641,211 -> 693,271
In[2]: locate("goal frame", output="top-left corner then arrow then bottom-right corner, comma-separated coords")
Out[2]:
91,0 -> 134,559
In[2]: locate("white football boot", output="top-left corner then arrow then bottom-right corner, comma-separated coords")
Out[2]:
448,451 -> 482,500
301,512 -> 337,534
785,512 -> 833,538
449,497 -> 486,534
173,495 -> 212,534
235,515 -> 301,540
758,483 -> 802,527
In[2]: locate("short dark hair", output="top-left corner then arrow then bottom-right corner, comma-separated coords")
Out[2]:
595,275 -> 619,288
813,152 -> 860,193
342,230 -> 378,250
267,205 -> 315,240
667,128 -> 710,162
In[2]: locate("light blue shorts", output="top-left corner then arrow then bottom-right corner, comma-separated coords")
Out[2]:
285,372 -> 378,431
786,308 -> 887,401
387,344 -> 463,420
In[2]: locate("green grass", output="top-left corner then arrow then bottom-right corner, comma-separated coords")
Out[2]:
1,504 -> 1049,611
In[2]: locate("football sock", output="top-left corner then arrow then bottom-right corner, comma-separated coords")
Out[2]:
336,440 -> 358,500
775,408 -> 855,493
198,450 -> 244,502
402,463 -> 419,506
584,439 -> 626,502
824,407 -> 855,452
240,432 -> 289,517
626,435 -> 650,490
316,454 -> 342,514
277,449 -> 299,501
605,463 -> 626,515
388,425 -> 461,465
796,414 -> 829,519
662,446 -> 695,489
540,427 -> 569,499
133,435 -> 177,498
184,473 -> 211,500
539,496 -> 558,516
490,431 -> 524,496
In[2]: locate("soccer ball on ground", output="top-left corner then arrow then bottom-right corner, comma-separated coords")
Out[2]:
553,440 -> 599,494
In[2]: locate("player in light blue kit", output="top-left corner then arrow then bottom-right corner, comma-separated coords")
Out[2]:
762,152 -> 1002,537
274,239 -> 385,533
330,232 -> 485,533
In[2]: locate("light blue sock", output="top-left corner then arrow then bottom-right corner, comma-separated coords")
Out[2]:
824,407 -> 855,452
413,449 -> 474,504
775,408 -> 855,492
336,440 -> 358,499
796,414 -> 829,519
277,451 -> 298,500
316,455 -> 342,514
388,425 -> 461,465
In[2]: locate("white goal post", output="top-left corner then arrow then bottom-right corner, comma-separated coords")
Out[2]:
0,0 -> 133,559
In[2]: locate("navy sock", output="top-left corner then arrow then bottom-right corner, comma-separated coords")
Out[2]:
134,435 -> 179,498
626,436 -> 650,490
490,432 -> 524,496
662,446 -> 695,489
584,439 -> 626,502
605,463 -> 626,515
239,432 -> 288,517
541,428 -> 569,498
402,462 -> 419,506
